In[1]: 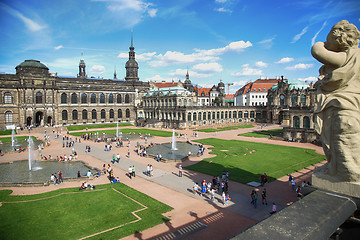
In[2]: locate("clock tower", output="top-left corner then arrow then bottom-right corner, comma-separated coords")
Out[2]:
125,31 -> 139,81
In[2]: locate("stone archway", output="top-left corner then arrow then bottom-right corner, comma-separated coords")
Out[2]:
35,111 -> 43,126
47,116 -> 52,126
26,117 -> 32,126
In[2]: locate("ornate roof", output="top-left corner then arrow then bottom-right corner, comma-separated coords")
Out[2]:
16,60 -> 49,70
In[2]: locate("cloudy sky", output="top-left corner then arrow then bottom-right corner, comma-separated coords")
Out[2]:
0,0 -> 359,93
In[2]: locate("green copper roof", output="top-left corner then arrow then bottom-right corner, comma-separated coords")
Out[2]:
16,60 -> 49,69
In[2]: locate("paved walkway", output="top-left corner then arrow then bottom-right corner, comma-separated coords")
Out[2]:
0,124 -> 325,239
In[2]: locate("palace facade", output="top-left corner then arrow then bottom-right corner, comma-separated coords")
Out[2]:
0,41 -> 149,129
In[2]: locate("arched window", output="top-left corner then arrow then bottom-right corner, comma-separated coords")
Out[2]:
217,112 -> 220,119
244,111 -> 249,118
184,99 -> 187,106
108,94 -> 114,103
4,92 -> 12,104
118,109 -> 122,118
238,111 -> 243,118
303,116 -> 311,129
198,112 -> 202,120
117,94 -> 122,103
161,99 -> 164,107
280,95 -> 285,106
221,112 -> 224,119
71,93 -> 78,104
250,111 -> 255,118
178,99 -> 181,106
101,109 -> 106,119
300,95 -> 306,105
100,93 -> 105,103
225,111 -> 228,119
208,112 -> 211,120
233,111 -> 237,118
91,93 -> 96,103
91,109 -> 97,119
291,94 -> 298,106
193,112 -> 197,121
5,111 -> 12,123
82,109 -> 88,120
125,94 -> 130,103
62,110 -> 68,120
36,92 -> 42,104
188,112 -> 192,121
169,99 -> 172,107
61,93 -> 67,104
81,93 -> 87,104
72,110 -> 78,120
212,112 -> 215,119
109,109 -> 114,118
293,116 -> 300,128
125,108 -> 130,118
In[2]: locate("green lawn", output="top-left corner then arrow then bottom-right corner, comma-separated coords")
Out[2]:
0,129 -> 14,136
0,136 -> 36,143
185,138 -> 325,183
70,128 -> 174,137
0,183 -> 172,240
196,124 -> 254,133
67,123 -> 133,131
238,129 -> 283,138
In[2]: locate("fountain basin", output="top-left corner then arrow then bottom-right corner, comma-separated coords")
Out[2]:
0,160 -> 97,186
146,141 -> 200,162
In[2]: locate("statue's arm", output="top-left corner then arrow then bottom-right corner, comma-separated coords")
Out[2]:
311,42 -> 347,67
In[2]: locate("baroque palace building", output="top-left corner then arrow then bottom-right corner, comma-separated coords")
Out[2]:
0,40 -> 149,129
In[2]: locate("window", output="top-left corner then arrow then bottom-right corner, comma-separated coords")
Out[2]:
118,109 -> 122,118
108,94 -> 114,103
188,112 -> 192,121
184,99 -> 187,106
61,93 -> 67,104
72,110 -> 78,120
238,111 -> 243,118
125,94 -> 130,103
221,112 -> 224,119
178,99 -> 181,106
126,108 -> 130,118
82,109 -> 88,120
303,116 -> 311,129
217,112 -> 220,119
71,93 -> 77,104
36,92 -> 42,104
81,93 -> 87,104
225,111 -> 228,119
4,93 -> 12,104
203,112 -> 206,120
244,111 -> 249,118
91,109 -> 97,119
212,112 -> 215,119
300,95 -> 306,105
198,112 -> 201,120
109,109 -> 114,118
250,111 -> 255,118
193,112 -> 197,121
280,95 -> 285,106
101,109 -> 106,119
117,94 -> 122,103
91,94 -> 96,103
100,93 -> 105,103
233,111 -> 237,118
62,110 -> 68,120
293,116 -> 300,128
5,111 -> 12,123
291,94 -> 298,106
208,112 -> 211,120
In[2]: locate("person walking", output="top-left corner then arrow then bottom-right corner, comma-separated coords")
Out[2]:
178,164 -> 183,177
291,179 -> 296,191
270,202 -> 277,214
262,188 -> 267,205
58,171 -> 63,183
128,166 -> 132,179
132,165 -> 136,177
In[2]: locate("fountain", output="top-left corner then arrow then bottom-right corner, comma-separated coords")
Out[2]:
28,136 -> 33,170
116,122 -> 119,138
171,129 -> 177,150
11,129 -> 16,147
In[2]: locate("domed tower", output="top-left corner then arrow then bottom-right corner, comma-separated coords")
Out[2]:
184,69 -> 194,92
125,31 -> 139,81
78,52 -> 86,78
15,60 -> 49,76
218,80 -> 225,96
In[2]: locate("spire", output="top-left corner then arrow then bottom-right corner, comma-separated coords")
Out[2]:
78,52 -> 86,78
186,66 -> 189,80
131,28 -> 133,48
114,65 -> 117,79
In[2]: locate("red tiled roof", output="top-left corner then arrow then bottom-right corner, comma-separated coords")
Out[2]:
153,82 -> 183,88
197,88 -> 211,96
225,94 -> 234,100
235,78 -> 284,95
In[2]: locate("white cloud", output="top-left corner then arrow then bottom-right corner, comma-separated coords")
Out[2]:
195,40 -> 252,56
312,21 -> 327,46
118,52 -> 156,61
147,8 -> 157,17
291,26 -> 308,43
258,37 -> 276,49
54,45 -> 64,51
145,74 -> 172,81
298,76 -> 318,82
90,65 -> 106,75
192,62 -> 223,73
215,7 -> 232,13
276,57 -> 294,64
215,0 -> 227,3
1,3 -> 46,32
285,63 -> 313,70
232,65 -> 263,77
170,69 -> 212,79
255,61 -> 268,68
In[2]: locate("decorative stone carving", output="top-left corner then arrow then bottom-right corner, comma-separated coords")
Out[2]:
311,20 -> 360,183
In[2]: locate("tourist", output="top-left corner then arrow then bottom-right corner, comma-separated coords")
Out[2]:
178,164 -> 183,177
225,194 -> 231,205
102,164 -> 106,174
291,179 -> 296,191
270,202 -> 277,214
296,186 -> 303,199
117,177 -> 120,183
210,188 -> 215,202
50,174 -> 56,185
146,164 -> 150,176
77,171 -> 81,178
116,153 -> 120,163
262,188 -> 267,205
132,165 -> 136,177
251,190 -> 258,208
86,170 -> 92,178
79,182 -> 86,190
222,191 -> 226,205
264,173 -> 268,184
201,181 -> 206,197
58,171 -> 63,183
193,183 -> 199,195
128,166 -> 132,179
260,174 -> 265,186
112,154 -> 116,164
150,165 -> 153,177
288,174 -> 293,185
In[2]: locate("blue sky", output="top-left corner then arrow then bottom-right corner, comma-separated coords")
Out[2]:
0,0 -> 359,93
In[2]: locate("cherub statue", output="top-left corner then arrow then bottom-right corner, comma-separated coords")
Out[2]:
311,20 -> 360,182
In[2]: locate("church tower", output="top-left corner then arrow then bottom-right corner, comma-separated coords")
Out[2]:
125,31 -> 139,81
78,52 -> 86,78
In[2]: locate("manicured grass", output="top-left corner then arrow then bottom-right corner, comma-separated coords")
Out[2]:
0,136 -> 36,143
0,183 -> 172,240
185,138 -> 325,184
196,124 -> 254,133
239,129 -> 283,138
0,129 -> 14,136
70,128 -> 174,137
67,123 -> 133,131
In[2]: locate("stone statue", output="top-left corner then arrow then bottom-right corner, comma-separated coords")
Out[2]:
311,20 -> 360,182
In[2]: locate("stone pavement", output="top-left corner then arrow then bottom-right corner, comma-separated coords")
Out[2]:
0,124 -> 325,239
